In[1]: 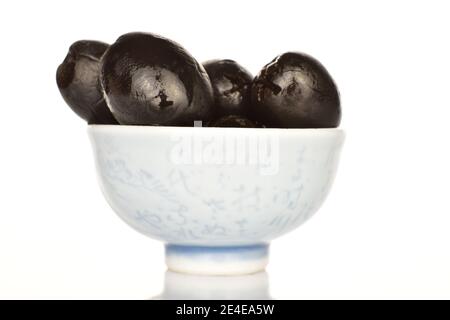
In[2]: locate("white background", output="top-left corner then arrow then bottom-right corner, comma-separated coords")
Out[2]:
0,0 -> 449,299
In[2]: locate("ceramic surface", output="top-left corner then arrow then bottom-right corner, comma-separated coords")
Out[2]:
88,125 -> 344,274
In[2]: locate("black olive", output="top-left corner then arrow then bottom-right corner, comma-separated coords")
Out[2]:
203,59 -> 252,117
251,52 -> 341,128
101,32 -> 214,126
208,115 -> 263,128
56,40 -> 118,124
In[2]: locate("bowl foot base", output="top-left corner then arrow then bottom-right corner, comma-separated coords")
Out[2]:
165,244 -> 269,276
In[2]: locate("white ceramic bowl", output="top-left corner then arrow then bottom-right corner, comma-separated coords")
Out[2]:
88,125 -> 344,275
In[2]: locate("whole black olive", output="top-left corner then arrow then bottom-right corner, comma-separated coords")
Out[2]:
101,32 -> 214,126
208,115 -> 263,128
56,40 -> 118,124
251,52 -> 341,128
203,59 -> 252,117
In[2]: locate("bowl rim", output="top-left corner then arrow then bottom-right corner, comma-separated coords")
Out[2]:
88,124 -> 344,134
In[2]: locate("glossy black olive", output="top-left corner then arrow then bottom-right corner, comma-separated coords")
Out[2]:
251,52 -> 341,128
208,115 -> 263,128
203,59 -> 252,117
56,40 -> 118,124
101,32 -> 214,126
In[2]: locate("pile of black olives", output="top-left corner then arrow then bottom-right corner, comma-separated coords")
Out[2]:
57,32 -> 341,128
